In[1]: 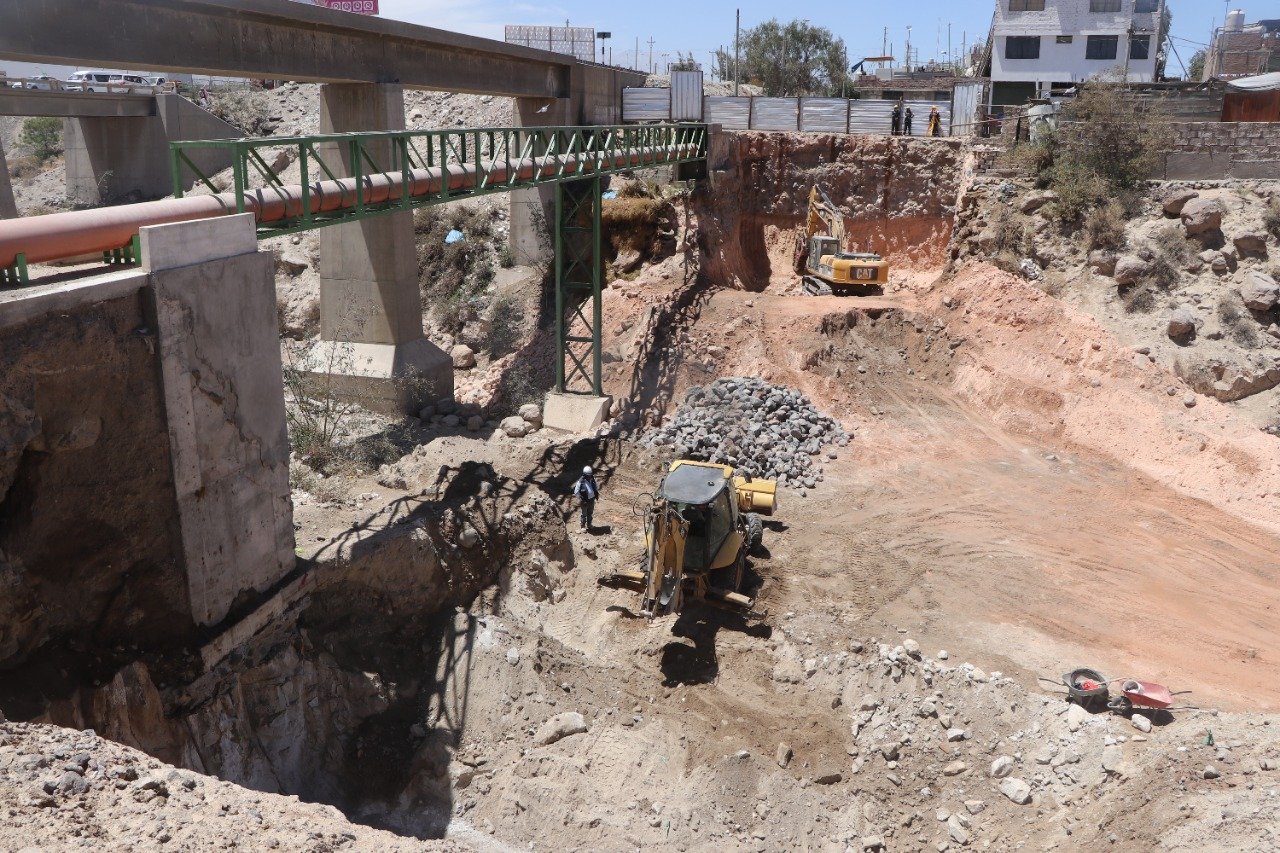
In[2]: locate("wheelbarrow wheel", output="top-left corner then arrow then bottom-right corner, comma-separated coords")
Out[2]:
1107,695 -> 1133,715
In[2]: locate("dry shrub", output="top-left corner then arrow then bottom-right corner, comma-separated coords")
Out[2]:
1003,140 -> 1055,188
209,89 -> 272,135
415,205 -> 498,333
1121,286 -> 1157,314
1048,82 -> 1169,224
1264,197 -> 1280,240
602,197 -> 667,250
1083,202 -> 1126,251
1217,295 -> 1261,348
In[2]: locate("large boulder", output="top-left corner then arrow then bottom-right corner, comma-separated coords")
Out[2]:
450,344 -> 477,370
1167,307 -> 1198,341
1161,189 -> 1198,217
1019,190 -> 1057,214
534,712 -> 587,746
1233,233 -> 1269,258
1240,271 -> 1280,312
1088,251 -> 1117,276
1180,198 -> 1224,240
1112,255 -> 1150,286
500,415 -> 530,438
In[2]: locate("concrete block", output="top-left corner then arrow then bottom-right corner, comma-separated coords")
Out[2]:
542,392 -> 612,433
145,217 -> 294,626
301,337 -> 453,416
141,212 -> 256,272
1230,160 -> 1280,180
1162,151 -> 1233,181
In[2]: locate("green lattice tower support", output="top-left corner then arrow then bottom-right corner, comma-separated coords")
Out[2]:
554,175 -> 603,396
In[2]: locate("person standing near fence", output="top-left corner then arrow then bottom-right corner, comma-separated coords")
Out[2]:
903,106 -> 914,136
927,106 -> 942,137
890,102 -> 902,136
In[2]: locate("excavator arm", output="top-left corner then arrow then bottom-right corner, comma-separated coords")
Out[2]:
794,185 -> 846,273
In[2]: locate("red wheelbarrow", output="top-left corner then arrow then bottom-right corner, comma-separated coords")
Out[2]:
1107,679 -> 1173,715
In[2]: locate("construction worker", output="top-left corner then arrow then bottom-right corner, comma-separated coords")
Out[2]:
903,106 -> 914,136
573,465 -> 600,531
927,106 -> 942,137
890,102 -> 902,136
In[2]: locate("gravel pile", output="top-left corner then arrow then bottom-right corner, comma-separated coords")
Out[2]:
641,378 -> 849,489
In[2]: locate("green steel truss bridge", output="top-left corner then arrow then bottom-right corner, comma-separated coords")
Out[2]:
171,123 -> 709,395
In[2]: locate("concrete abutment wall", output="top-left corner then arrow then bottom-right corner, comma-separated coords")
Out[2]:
65,94 -> 242,205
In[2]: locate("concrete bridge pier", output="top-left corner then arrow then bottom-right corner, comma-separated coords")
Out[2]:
310,82 -> 452,415
0,137 -> 15,219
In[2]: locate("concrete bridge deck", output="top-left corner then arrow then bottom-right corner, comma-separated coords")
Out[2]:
0,0 -> 577,99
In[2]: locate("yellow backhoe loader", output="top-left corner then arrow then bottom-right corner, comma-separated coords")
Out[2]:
603,460 -> 777,617
792,185 -> 888,296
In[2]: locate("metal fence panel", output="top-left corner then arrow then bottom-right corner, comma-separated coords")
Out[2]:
704,95 -> 750,129
848,100 -> 897,135
905,100 -> 951,137
799,98 -> 849,133
671,71 -> 704,121
622,87 -> 670,122
751,97 -> 799,131
951,82 -> 981,135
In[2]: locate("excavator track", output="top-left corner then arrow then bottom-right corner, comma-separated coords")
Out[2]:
802,276 -> 833,296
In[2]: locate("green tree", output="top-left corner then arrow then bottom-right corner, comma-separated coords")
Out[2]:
716,19 -> 851,96
1187,48 -> 1207,81
669,52 -> 700,72
19,117 -> 63,162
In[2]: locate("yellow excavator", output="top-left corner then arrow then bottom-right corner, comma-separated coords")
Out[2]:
793,185 -> 889,296
602,460 -> 777,617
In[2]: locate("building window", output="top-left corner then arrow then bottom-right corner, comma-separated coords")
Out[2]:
1089,0 -> 1122,12
1085,35 -> 1119,59
1008,0 -> 1046,10
1134,0 -> 1159,11
1056,35 -> 1074,44
1005,36 -> 1042,59
1129,35 -> 1151,59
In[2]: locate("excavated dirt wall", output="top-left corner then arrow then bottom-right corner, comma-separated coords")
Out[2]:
695,131 -> 964,290
0,289 -> 194,714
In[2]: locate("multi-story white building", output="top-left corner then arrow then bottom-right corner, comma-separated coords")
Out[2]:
987,0 -> 1167,106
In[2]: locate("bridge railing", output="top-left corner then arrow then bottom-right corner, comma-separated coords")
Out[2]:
170,123 -> 708,237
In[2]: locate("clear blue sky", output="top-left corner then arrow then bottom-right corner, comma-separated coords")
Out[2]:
0,0 -> 1237,80
379,0 -> 1234,77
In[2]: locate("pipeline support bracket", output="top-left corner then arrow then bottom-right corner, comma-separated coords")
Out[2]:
1,252 -> 27,287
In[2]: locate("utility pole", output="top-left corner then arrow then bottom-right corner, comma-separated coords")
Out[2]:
948,23 -> 952,73
734,9 -> 741,97
635,36 -> 640,71
906,25 -> 912,73
647,36 -> 655,74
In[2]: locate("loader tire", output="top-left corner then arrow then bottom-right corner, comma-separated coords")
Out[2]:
745,513 -> 764,554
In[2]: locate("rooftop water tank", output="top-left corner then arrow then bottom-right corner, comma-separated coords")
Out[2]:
1226,9 -> 1246,32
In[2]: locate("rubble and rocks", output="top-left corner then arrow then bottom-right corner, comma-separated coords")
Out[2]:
1240,270 -> 1279,313
1180,198 -> 1225,241
0,722 -> 444,851
640,377 -> 849,487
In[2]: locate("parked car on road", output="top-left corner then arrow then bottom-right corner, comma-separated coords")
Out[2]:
11,74 -> 61,91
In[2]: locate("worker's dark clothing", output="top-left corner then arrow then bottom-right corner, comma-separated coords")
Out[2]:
573,474 -> 599,530
890,106 -> 902,136
903,108 -> 914,136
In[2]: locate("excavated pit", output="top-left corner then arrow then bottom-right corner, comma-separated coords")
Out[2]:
6,130 -> 1280,851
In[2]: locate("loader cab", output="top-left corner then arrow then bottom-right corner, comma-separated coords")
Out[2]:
661,463 -> 739,574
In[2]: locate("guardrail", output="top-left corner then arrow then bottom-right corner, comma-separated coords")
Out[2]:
171,123 -> 709,238
1,76 -> 173,95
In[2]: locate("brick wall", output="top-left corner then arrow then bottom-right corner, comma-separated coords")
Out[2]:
1168,121 -> 1280,159
1162,121 -> 1280,179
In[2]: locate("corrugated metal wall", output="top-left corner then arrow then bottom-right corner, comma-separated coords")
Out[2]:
622,87 -> 670,122
750,97 -> 799,131
951,82 -> 981,135
623,84 -> 956,136
799,98 -> 849,132
704,96 -> 751,129
671,71 -> 704,121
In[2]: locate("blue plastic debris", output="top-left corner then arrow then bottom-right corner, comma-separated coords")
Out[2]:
445,229 -> 464,244
602,190 -> 618,199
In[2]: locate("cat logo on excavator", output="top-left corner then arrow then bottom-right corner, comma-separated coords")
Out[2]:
602,460 -> 776,617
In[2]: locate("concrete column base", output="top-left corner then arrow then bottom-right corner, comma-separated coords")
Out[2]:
302,337 -> 453,417
543,392 -> 612,433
